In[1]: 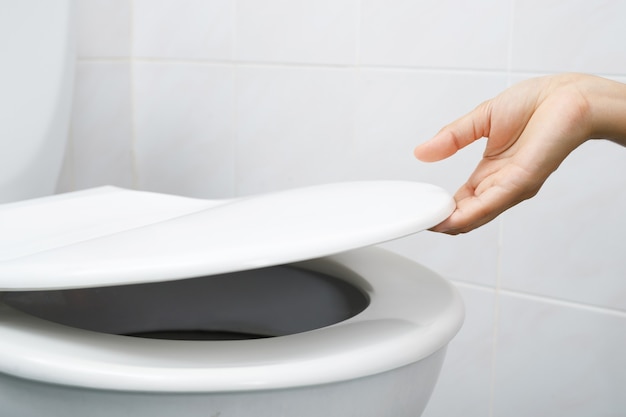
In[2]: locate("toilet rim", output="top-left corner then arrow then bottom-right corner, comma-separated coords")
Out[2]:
0,246 -> 464,393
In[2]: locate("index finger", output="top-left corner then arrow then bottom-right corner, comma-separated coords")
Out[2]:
414,101 -> 492,162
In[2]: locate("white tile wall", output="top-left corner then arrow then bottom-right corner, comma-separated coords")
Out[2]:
360,0 -> 511,69
235,65 -> 357,194
69,61 -> 135,189
512,0 -> 626,73
76,0 -> 130,58
493,293 -> 626,417
62,0 -> 626,415
235,0 -> 359,65
133,0 -> 235,60
133,62 -> 236,198
352,70 -> 507,185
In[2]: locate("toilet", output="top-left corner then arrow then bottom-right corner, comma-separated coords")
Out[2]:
0,2 -> 464,417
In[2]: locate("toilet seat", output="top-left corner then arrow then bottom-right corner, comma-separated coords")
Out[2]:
0,181 -> 463,392
0,181 -> 454,290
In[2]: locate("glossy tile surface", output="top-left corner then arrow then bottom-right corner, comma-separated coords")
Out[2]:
76,0 -> 130,58
235,0 -> 358,65
235,66 -> 357,194
70,62 -> 134,190
133,0 -> 234,60
133,62 -> 236,198
512,0 -> 626,73
493,293 -> 626,417
360,0 -> 510,69
353,70 -> 507,185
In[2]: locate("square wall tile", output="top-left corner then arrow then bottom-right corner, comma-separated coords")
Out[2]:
512,0 -> 626,73
235,66 -> 357,195
76,0 -> 131,58
422,285 -> 495,417
133,62 -> 235,198
360,0 -> 510,69
235,0 -> 359,65
132,0 -> 234,60
493,294 -> 626,417
70,62 -> 134,190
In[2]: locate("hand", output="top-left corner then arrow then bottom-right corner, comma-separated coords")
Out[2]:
414,73 -> 626,234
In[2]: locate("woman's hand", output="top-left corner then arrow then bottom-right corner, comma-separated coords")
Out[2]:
414,73 -> 626,234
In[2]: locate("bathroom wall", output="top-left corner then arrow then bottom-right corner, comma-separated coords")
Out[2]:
63,1 -> 626,416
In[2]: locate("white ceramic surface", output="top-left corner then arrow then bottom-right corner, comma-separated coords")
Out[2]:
235,0 -> 358,65
511,0 -> 626,73
133,0 -> 234,60
236,66 -> 357,194
0,347 -> 447,417
76,0 -> 130,58
133,62 -> 236,198
0,0 -> 75,203
359,0 -> 509,69
70,62 -> 135,189
493,292 -> 626,417
0,246 -> 464,393
0,181 -> 454,290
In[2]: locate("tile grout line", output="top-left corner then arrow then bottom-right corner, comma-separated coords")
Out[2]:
490,1 -> 516,413
77,56 -> 508,74
452,277 -> 626,317
355,0 -> 361,68
506,0 -> 516,87
498,289 -> 626,318
128,0 -> 140,190
75,56 -> 626,81
349,0 -> 362,166
66,119 -> 77,191
232,0 -> 239,197
489,217 -> 505,417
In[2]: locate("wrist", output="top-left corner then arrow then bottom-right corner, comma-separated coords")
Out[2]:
577,74 -> 626,146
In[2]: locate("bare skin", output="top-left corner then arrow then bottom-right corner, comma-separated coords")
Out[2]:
414,73 -> 626,235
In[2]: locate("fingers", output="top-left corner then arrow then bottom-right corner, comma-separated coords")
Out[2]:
414,101 -> 492,162
430,192 -> 506,234
430,164 -> 540,234
417,75 -> 595,234
430,184 -> 512,234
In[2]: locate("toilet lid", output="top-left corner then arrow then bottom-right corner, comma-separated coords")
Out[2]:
0,181 -> 454,290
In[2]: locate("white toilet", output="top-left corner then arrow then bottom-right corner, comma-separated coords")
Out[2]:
0,2 -> 464,417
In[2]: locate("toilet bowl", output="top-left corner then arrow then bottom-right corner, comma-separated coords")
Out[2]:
0,2 -> 464,416
0,183 -> 463,417
0,247 -> 460,417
